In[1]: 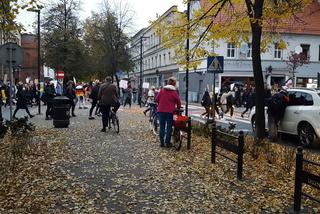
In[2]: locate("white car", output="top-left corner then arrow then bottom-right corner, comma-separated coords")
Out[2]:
249,88 -> 320,147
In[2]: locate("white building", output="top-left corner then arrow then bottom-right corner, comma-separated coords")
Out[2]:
130,1 -> 320,102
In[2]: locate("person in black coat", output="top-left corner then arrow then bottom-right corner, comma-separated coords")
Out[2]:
44,82 -> 56,120
89,81 -> 100,120
64,80 -> 76,117
241,88 -> 255,118
13,83 -> 34,119
201,91 -> 213,118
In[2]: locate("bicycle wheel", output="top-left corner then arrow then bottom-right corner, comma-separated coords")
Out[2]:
173,128 -> 182,150
111,113 -> 120,134
152,115 -> 159,135
149,113 -> 154,131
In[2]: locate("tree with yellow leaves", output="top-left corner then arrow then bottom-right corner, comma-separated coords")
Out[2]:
0,0 -> 41,41
156,0 -> 313,140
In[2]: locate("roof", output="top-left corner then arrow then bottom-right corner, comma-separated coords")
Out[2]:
276,1 -> 320,35
199,0 -> 320,35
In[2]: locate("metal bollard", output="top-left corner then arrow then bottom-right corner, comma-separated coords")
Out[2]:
294,146 -> 303,212
211,121 -> 217,164
187,117 -> 192,150
237,131 -> 244,180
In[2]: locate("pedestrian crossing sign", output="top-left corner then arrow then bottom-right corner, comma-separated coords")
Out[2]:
207,56 -> 224,73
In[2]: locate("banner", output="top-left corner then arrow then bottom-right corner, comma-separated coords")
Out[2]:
119,80 -> 128,89
143,82 -> 150,89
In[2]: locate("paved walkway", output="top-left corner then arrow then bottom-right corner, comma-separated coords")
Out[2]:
1,104 -> 319,213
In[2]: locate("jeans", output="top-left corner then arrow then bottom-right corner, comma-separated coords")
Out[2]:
158,112 -> 173,146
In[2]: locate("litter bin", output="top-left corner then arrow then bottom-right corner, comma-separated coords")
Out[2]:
52,96 -> 70,128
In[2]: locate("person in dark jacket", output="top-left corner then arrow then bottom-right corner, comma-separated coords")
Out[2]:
98,76 -> 119,132
89,81 -> 100,120
201,91 -> 212,118
241,88 -> 255,118
44,81 -> 56,120
13,83 -> 34,119
64,80 -> 77,117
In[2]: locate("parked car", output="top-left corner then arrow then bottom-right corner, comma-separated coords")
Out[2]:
249,88 -> 320,147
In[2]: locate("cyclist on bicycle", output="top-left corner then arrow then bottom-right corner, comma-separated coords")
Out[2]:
143,86 -> 156,116
98,76 -> 119,132
156,77 -> 181,147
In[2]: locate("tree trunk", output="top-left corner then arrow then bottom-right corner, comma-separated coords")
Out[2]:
251,0 -> 265,141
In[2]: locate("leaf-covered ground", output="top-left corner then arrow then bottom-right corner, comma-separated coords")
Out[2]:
0,106 -> 319,213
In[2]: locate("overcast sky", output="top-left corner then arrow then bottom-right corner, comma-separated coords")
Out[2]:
18,0 -> 186,34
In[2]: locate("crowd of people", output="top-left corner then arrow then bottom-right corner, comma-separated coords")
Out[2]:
200,84 -> 272,119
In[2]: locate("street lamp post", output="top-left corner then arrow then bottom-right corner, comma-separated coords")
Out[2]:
185,1 -> 191,116
139,36 -> 149,108
28,9 -> 41,114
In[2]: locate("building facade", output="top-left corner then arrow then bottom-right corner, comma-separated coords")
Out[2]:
129,6 -> 182,89
20,33 -> 43,83
130,1 -> 320,102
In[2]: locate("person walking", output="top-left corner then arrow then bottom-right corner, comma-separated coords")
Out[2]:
123,84 -> 132,108
267,87 -> 289,141
13,83 -> 34,119
89,81 -> 100,120
241,88 -> 255,118
156,77 -> 181,147
64,80 -> 77,117
44,81 -> 56,120
98,76 -> 118,132
201,91 -> 212,119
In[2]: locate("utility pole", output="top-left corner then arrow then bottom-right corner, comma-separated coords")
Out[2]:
37,10 -> 41,114
139,36 -> 148,107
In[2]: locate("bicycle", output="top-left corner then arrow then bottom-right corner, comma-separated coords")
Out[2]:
148,103 -> 159,135
173,108 -> 189,150
109,109 -> 119,133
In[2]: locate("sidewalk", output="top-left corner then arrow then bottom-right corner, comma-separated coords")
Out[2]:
1,105 -> 317,213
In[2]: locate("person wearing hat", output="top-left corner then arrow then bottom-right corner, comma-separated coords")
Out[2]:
156,77 -> 181,147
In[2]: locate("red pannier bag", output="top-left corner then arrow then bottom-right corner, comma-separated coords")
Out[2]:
174,115 -> 188,129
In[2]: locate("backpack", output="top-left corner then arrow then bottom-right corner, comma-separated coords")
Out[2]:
267,93 -> 284,114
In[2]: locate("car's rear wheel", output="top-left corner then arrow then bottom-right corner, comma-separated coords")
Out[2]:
298,123 -> 315,147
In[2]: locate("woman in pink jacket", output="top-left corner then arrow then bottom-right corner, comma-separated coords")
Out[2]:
156,77 -> 181,147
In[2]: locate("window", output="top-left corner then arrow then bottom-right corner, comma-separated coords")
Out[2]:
155,56 -> 158,67
168,52 -> 171,63
144,60 -> 147,70
148,59 -> 150,69
274,43 -> 282,59
288,92 -> 313,106
247,43 -> 252,58
159,55 -> 161,66
318,45 -> 320,61
150,35 -> 153,47
227,43 -> 236,58
163,54 -> 166,65
301,44 -> 310,60
151,57 -> 154,68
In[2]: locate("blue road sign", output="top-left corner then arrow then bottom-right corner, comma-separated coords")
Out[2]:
207,56 -> 224,73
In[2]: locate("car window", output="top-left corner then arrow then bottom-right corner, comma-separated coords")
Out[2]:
287,91 -> 313,106
303,92 -> 313,106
